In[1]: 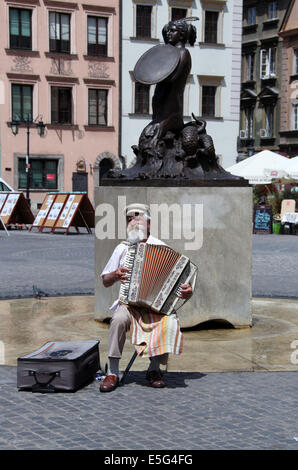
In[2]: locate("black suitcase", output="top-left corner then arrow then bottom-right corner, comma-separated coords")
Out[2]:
17,340 -> 100,392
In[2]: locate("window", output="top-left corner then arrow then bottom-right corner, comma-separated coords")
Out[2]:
49,12 -> 70,53
260,48 -> 276,79
202,86 -> 216,116
268,2 -> 277,20
171,8 -> 187,22
245,107 -> 254,138
18,159 -> 58,190
51,87 -> 72,124
136,5 -> 152,38
204,11 -> 219,44
264,105 -> 274,137
87,16 -> 108,57
293,104 -> 298,130
12,84 -> 32,121
247,6 -> 256,25
294,50 -> 298,75
135,83 -> 150,114
245,53 -> 255,81
88,89 -> 108,126
9,8 -> 32,50
240,107 -> 254,139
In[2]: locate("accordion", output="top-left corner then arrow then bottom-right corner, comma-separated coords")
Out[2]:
119,243 -> 197,315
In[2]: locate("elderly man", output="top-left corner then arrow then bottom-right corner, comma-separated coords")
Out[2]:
100,203 -> 193,392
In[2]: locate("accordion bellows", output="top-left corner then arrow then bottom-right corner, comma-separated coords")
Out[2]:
119,243 -> 197,315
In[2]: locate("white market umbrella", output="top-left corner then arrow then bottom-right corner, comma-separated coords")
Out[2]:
284,157 -> 298,180
226,150 -> 290,184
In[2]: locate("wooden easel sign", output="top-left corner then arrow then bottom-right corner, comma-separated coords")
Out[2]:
0,193 -> 20,224
0,193 -> 8,212
40,194 -> 68,232
0,192 -> 34,227
30,194 -> 56,231
52,193 -> 94,234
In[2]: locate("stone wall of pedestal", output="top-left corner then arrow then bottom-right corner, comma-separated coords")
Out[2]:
94,185 -> 252,328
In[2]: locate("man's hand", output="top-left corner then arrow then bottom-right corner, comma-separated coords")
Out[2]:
114,267 -> 130,283
102,267 -> 129,288
178,283 -> 193,300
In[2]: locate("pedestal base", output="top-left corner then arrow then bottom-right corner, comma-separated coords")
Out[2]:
94,185 -> 252,328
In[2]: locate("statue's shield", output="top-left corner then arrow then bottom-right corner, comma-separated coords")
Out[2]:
133,44 -> 180,85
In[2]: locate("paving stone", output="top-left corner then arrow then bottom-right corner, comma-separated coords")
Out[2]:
0,366 -> 297,450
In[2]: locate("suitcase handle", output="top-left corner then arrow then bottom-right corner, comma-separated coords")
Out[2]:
28,370 -> 60,393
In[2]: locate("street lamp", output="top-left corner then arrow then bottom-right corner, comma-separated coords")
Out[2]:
11,120 -> 19,136
9,116 -> 46,207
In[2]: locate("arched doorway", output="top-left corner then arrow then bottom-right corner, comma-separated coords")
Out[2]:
99,158 -> 114,181
93,152 -> 120,187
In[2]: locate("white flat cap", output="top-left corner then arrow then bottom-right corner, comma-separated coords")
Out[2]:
125,203 -> 150,216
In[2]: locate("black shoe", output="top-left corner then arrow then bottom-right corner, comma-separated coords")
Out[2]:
146,369 -> 165,388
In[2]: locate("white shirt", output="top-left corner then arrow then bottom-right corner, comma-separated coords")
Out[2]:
101,235 -> 166,311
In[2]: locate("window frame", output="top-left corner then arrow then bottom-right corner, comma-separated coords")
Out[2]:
293,102 -> 298,131
260,47 -> 276,79
51,86 -> 72,125
134,82 -> 150,115
201,1 -> 226,45
244,107 -> 254,138
202,85 -> 217,117
136,4 -> 152,38
11,83 -> 33,122
294,49 -> 298,75
244,52 -> 255,82
268,1 -> 278,21
9,7 -> 32,50
198,75 -> 223,119
49,11 -> 71,54
264,104 -> 275,138
247,6 -> 257,26
18,157 -> 58,190
204,10 -> 219,44
88,88 -> 108,126
87,15 -> 108,57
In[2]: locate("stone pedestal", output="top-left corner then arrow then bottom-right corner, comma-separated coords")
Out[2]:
94,185 -> 252,328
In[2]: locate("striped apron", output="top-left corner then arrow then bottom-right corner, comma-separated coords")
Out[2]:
129,307 -> 183,358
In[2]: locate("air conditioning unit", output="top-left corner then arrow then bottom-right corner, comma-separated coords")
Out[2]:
260,129 -> 267,137
240,130 -> 248,139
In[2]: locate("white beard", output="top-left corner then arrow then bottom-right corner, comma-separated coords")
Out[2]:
127,222 -> 148,244
127,228 -> 147,244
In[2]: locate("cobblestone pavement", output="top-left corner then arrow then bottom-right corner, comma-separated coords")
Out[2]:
0,231 -> 298,300
0,366 -> 297,450
0,231 -> 297,451
252,234 -> 298,299
0,230 -> 94,299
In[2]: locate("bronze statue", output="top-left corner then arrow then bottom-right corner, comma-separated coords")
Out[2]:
106,17 -> 242,182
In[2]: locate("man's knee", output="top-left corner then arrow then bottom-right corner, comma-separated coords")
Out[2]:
110,306 -> 131,330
